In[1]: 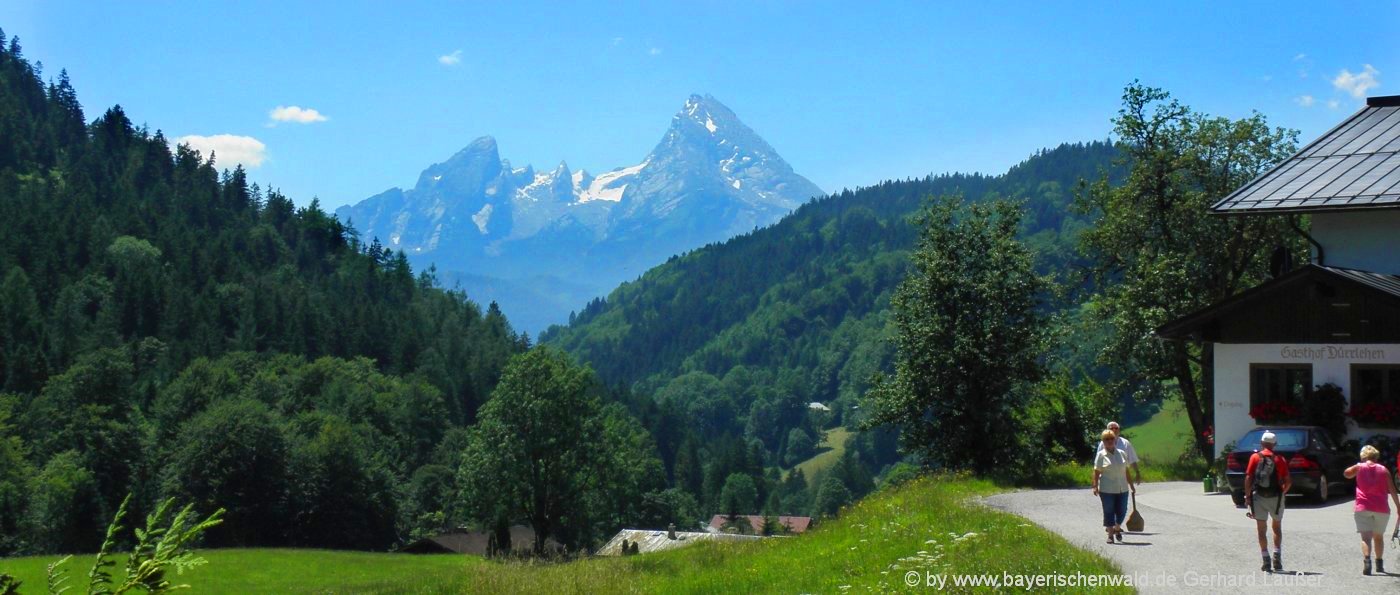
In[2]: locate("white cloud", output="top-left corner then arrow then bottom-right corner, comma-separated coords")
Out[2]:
611,37 -> 624,46
648,47 -> 662,56
1333,64 -> 1380,98
1293,53 -> 1307,61
1328,99 -> 1341,110
1294,95 -> 1315,107
175,134 -> 267,169
268,105 -> 328,124
439,50 -> 463,66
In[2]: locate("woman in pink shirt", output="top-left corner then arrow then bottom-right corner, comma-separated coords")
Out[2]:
1344,445 -> 1400,575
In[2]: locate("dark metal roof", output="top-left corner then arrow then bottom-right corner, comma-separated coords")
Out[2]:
1154,264 -> 1400,340
1210,95 -> 1400,214
1321,265 -> 1400,297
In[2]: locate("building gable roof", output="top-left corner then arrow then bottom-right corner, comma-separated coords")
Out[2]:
1155,264 -> 1400,342
398,526 -> 562,556
1210,95 -> 1400,215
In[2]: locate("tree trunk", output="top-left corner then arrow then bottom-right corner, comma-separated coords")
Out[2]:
1172,343 -> 1213,467
532,514 -> 550,556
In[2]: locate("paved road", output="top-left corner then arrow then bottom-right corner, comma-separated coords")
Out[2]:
983,482 -> 1400,592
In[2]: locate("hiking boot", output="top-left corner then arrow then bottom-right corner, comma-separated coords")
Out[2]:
1377,558 -> 1385,574
1273,552 -> 1283,572
1364,558 -> 1372,575
1262,556 -> 1272,572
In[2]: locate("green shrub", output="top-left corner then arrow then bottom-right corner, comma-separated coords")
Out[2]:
1306,383 -> 1348,443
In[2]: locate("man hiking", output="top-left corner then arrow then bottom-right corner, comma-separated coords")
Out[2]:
1096,421 -> 1142,486
1244,431 -> 1291,572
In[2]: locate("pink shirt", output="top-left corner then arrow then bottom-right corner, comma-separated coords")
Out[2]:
1354,462 -> 1393,514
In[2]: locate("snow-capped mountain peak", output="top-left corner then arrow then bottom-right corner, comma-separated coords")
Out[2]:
334,94 -> 823,330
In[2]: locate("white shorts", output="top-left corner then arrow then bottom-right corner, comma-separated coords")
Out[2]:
1355,510 -> 1390,534
1251,494 -> 1284,521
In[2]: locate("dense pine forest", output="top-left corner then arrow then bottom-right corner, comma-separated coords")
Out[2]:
0,32 -> 550,554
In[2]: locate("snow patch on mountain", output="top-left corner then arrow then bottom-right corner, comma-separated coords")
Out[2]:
472,204 -> 492,234
578,161 -> 647,203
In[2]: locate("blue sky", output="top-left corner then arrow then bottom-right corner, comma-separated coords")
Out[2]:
2,1 -> 1397,210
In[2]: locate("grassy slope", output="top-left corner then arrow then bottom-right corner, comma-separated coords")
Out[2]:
787,426 -> 853,484
1122,398 -> 1191,464
462,475 -> 1126,593
1,476 -> 1127,594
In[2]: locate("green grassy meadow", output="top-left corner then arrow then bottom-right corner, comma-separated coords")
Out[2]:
1123,398 -> 1193,464
786,426 -> 852,485
0,475 -> 1127,594
0,549 -> 475,595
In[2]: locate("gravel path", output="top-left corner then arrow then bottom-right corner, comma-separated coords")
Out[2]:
983,481 -> 1400,592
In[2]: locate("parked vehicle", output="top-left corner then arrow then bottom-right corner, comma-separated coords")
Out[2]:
1225,426 -> 1353,505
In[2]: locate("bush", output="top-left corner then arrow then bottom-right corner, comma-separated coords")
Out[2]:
1011,373 -> 1113,481
1305,383 -> 1347,442
783,428 -> 815,467
878,462 -> 922,490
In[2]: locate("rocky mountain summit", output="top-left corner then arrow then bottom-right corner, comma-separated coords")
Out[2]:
336,94 -> 823,333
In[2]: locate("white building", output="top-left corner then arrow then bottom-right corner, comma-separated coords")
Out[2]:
1157,94 -> 1400,450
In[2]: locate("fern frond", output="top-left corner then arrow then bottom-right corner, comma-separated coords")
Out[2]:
45,554 -> 71,595
87,495 -> 130,595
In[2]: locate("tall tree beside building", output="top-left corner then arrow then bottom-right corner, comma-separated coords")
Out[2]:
861,197 -> 1047,475
1075,83 -> 1303,463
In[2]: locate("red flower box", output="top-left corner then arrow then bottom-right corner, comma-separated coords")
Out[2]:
1349,402 -> 1400,428
1250,401 -> 1301,424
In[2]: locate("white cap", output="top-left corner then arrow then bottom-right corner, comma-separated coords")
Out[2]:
1261,431 -> 1277,444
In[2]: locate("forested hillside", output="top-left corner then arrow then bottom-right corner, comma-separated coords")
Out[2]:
542,142 -> 1119,473
0,31 -> 540,554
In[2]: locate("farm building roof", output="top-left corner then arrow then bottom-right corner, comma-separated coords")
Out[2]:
1211,95 -> 1400,214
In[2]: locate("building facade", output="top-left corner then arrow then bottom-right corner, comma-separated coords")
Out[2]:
1158,95 -> 1400,452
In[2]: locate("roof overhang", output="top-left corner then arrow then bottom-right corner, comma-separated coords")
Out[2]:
1155,264 -> 1400,342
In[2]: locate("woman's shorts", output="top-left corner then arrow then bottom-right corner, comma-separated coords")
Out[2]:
1355,510 -> 1390,534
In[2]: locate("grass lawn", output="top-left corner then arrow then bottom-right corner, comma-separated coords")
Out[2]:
786,426 -> 852,485
0,475 -> 1128,594
0,549 -> 474,595
1123,398 -> 1192,464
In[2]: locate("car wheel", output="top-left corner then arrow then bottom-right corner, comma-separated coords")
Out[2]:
1231,490 -> 1245,507
1311,473 -> 1329,503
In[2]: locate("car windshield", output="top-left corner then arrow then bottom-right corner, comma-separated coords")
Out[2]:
1237,429 -> 1308,451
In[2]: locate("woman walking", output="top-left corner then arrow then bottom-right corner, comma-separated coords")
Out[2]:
1092,429 -> 1134,544
1344,445 -> 1400,575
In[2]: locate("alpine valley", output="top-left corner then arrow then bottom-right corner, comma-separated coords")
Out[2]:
336,94 -> 824,333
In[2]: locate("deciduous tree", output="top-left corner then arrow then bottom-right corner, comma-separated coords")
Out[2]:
1075,83 -> 1302,463
861,197 -> 1047,474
